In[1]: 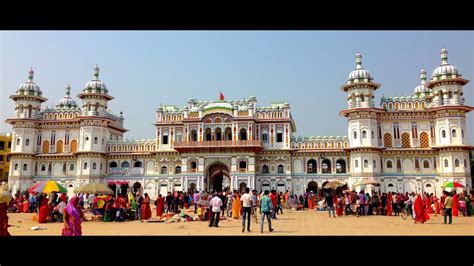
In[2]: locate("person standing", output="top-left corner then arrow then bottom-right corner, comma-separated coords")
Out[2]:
218,191 -> 226,217
136,192 -> 143,220
0,190 -> 12,236
465,194 -> 472,217
88,193 -> 95,210
240,188 -> 253,232
414,194 -> 429,224
392,193 -> 399,216
326,192 -> 336,218
270,190 -> 278,219
386,193 -> 393,216
165,192 -> 173,214
38,194 -> 50,223
193,191 -> 200,214
443,191 -> 453,224
259,190 -> 274,233
155,194 -> 165,220
209,192 -> 223,227
62,196 -> 83,236
141,193 -> 152,220
232,194 -> 241,219
452,193 -> 459,217
358,191 -> 366,216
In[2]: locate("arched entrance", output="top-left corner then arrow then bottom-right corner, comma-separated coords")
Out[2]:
207,162 -> 230,192
307,181 -> 318,194
132,182 -> 142,193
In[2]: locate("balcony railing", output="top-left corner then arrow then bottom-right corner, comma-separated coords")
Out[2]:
173,140 -> 262,148
109,167 -> 144,176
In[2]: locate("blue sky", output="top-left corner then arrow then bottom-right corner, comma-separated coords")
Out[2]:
1,31 -> 473,143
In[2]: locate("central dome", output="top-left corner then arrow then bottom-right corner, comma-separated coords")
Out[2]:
347,52 -> 374,84
56,85 -> 78,108
203,101 -> 233,112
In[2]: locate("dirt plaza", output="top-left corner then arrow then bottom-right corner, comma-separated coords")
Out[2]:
7,208 -> 474,236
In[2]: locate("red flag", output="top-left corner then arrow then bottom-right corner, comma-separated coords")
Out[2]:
219,92 -> 224,101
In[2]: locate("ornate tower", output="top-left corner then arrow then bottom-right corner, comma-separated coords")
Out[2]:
427,48 -> 473,191
340,53 -> 383,191
7,68 -> 47,193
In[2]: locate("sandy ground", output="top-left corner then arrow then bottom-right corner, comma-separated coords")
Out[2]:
7,208 -> 474,236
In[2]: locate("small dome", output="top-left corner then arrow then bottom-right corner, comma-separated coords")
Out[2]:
431,48 -> 461,81
84,65 -> 108,93
17,68 -> 42,96
413,69 -> 430,94
56,85 -> 78,108
189,106 -> 199,112
347,52 -> 374,84
203,101 -> 233,112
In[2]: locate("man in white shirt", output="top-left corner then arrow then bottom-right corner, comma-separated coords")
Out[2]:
209,191 -> 223,227
240,187 -> 254,232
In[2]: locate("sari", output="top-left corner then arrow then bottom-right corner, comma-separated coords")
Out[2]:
62,196 -> 82,236
232,195 -> 241,219
466,196 -> 472,216
38,197 -> 50,223
433,197 -> 440,214
156,196 -> 165,217
141,195 -> 152,220
452,195 -> 459,216
23,198 -> 29,213
414,195 -> 429,223
0,203 -> 10,236
307,195 -> 314,210
425,196 -> 433,214
386,194 -> 393,216
336,196 -> 343,216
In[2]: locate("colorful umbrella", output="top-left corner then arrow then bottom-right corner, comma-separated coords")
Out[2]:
442,182 -> 465,188
353,180 -> 380,187
323,181 -> 344,189
74,183 -> 114,194
28,180 -> 67,194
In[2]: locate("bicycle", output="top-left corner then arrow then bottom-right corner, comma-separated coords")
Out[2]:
401,204 -> 413,220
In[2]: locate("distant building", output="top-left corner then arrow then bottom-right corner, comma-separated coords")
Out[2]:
0,133 -> 12,182
6,48 -> 473,198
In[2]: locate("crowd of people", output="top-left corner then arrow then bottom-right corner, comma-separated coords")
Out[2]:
1,186 -> 473,236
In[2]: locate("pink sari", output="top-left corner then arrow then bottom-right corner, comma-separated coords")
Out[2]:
62,197 -> 82,236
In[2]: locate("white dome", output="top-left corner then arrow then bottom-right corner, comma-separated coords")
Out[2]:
203,101 -> 233,112
413,69 -> 430,94
347,53 -> 374,84
83,65 -> 108,93
17,68 -> 42,96
431,48 -> 461,81
56,85 -> 78,108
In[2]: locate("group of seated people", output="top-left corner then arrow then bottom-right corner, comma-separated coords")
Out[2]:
92,194 -> 136,222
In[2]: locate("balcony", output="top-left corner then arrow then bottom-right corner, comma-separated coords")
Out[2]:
173,140 -> 263,153
108,167 -> 144,176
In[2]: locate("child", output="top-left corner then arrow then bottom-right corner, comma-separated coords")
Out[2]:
197,205 -> 203,220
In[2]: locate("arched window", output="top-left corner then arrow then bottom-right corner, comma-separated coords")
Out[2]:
364,160 -> 369,168
322,159 -> 331,173
371,131 -> 374,139
175,166 -> 181,174
134,161 -> 142,167
336,159 -> 346,173
70,163 -> 75,171
384,133 -> 392,148
362,131 -> 367,139
455,159 -> 460,167
92,162 -> 97,170
451,129 -> 456,138
354,160 -> 359,168
70,139 -> 77,152
353,131 -> 357,139
277,164 -> 284,173
161,166 -> 168,174
262,133 -> 269,143
307,159 -> 317,173
442,130 -> 446,138
41,164 -> 46,171
190,161 -> 197,171
262,164 -> 269,173
94,137 -> 98,144
239,128 -> 247,141
16,138 -> 20,145
190,130 -> 198,141
85,136 -> 89,142
225,127 -> 232,141
83,162 -> 88,170
121,161 -> 130,168
423,160 -> 430,168
205,128 -> 212,141
386,160 -> 393,168
23,164 -> 27,171
25,138 -> 30,146
444,159 -> 448,168
215,128 -> 222,141
14,164 -> 18,170
109,161 -> 117,168
373,160 -> 376,168
239,161 -> 247,170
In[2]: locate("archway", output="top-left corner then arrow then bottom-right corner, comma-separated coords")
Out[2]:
239,182 -> 247,193
307,181 -> 318,194
132,182 -> 142,193
207,162 -> 230,192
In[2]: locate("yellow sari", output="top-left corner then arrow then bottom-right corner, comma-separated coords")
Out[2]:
232,195 -> 241,219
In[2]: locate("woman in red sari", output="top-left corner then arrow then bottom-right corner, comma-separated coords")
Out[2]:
38,195 -> 50,223
425,194 -> 433,214
155,194 -> 165,219
308,194 -> 314,210
62,196 -> 83,236
414,194 -> 430,224
335,195 -> 343,216
433,196 -> 440,216
452,194 -> 459,216
141,193 -> 152,220
22,196 -> 29,213
386,193 -> 393,216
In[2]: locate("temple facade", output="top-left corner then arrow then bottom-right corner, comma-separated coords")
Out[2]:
7,49 -> 473,198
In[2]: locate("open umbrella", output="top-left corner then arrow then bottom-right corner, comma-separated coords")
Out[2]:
28,180 -> 67,194
442,182 -> 465,188
323,181 -> 344,189
74,183 -> 114,195
353,180 -> 380,187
